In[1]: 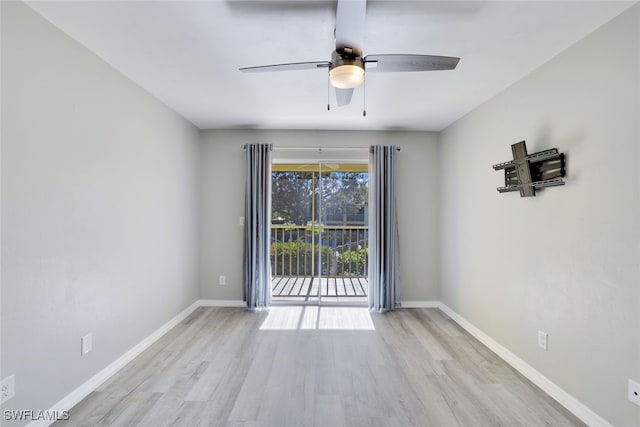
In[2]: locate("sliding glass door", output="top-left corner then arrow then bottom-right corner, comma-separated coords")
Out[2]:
271,162 -> 368,305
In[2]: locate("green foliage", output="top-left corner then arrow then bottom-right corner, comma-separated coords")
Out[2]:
271,170 -> 368,226
271,239 -> 334,276
271,171 -> 314,225
339,248 -> 368,275
340,247 -> 368,264
271,239 -> 330,256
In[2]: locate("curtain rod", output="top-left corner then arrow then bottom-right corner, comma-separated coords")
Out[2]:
242,145 -> 401,151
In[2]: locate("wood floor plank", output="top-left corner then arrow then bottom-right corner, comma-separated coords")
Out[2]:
57,307 -> 585,427
106,392 -> 163,427
227,334 -> 279,422
315,394 -> 345,427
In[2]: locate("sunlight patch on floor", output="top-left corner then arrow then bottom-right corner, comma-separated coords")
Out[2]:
259,306 -> 375,331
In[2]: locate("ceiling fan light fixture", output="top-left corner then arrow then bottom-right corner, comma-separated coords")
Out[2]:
330,64 -> 365,89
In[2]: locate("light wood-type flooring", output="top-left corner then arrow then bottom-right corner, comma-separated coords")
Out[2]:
54,307 -> 585,427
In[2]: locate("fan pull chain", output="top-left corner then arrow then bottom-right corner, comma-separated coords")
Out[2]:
362,75 -> 367,117
327,74 -> 331,111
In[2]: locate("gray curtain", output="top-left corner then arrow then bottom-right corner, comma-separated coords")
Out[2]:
243,143 -> 273,310
368,145 -> 401,312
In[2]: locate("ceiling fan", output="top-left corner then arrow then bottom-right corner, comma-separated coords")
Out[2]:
239,0 -> 460,109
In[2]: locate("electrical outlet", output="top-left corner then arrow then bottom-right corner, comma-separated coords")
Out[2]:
239,216 -> 245,226
538,330 -> 548,351
1,375 -> 15,404
219,275 -> 226,286
81,333 -> 92,356
629,379 -> 640,407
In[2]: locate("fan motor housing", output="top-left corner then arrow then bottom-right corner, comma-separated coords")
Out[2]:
330,50 -> 365,71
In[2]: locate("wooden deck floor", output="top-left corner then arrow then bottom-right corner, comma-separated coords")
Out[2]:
271,276 -> 368,302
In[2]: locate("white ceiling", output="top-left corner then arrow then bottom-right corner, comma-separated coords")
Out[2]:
26,1 -> 634,131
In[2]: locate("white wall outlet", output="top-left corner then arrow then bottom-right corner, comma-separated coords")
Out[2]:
1,374 -> 15,404
537,330 -> 548,351
219,275 -> 226,286
239,216 -> 245,226
629,379 -> 640,407
81,333 -> 93,356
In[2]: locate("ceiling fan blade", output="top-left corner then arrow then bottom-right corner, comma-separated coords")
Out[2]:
335,0 -> 366,56
335,88 -> 354,107
364,54 -> 460,72
227,1 -> 333,16
239,61 -> 331,73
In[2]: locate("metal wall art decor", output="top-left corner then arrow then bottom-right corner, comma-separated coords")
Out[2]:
493,141 -> 565,197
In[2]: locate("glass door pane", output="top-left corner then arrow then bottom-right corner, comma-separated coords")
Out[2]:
271,165 -> 318,303
318,163 -> 368,305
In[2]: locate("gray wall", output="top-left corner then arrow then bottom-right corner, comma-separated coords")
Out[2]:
439,5 -> 639,426
200,130 -> 440,302
1,2 -> 200,422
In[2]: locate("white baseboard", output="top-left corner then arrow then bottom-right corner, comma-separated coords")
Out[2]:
437,302 -> 612,427
26,300 -> 201,427
400,301 -> 441,308
198,299 -> 246,307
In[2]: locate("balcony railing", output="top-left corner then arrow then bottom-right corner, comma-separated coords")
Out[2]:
271,224 -> 368,277
271,224 -> 368,300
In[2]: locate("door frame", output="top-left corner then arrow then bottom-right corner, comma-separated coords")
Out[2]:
271,160 -> 369,307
